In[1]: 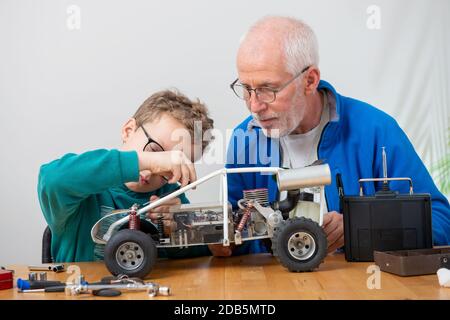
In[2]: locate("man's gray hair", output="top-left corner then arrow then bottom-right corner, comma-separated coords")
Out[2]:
243,16 -> 320,75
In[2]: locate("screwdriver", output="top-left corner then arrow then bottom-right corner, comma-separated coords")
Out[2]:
17,278 -> 65,291
19,286 -> 66,293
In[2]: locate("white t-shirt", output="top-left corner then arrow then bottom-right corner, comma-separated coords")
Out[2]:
281,89 -> 332,168
279,89 -> 333,207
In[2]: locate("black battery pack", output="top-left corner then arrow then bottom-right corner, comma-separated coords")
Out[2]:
343,191 -> 433,262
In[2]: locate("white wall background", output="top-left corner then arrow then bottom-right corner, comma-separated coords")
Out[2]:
0,0 -> 448,265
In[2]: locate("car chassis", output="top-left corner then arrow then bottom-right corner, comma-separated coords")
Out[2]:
91,165 -> 332,278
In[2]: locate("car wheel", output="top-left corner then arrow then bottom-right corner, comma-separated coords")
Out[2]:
272,217 -> 327,272
104,229 -> 157,279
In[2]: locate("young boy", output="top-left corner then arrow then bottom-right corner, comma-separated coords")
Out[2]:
38,90 -> 214,262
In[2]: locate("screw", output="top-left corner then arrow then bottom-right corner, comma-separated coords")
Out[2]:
28,272 -> 37,281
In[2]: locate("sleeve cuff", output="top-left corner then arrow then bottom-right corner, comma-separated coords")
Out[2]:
119,150 -> 140,183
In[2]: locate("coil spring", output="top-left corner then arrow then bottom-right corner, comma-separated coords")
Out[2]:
237,203 -> 252,232
128,211 -> 140,230
157,215 -> 164,238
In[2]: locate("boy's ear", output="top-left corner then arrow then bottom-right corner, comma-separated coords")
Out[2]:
121,118 -> 138,143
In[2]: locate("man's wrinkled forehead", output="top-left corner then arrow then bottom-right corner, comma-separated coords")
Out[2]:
237,32 -> 287,76
236,50 -> 289,87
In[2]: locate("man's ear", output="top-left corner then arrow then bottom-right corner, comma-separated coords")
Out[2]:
121,118 -> 138,143
303,66 -> 321,96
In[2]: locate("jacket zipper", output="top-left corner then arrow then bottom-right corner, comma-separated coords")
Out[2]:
317,122 -> 331,211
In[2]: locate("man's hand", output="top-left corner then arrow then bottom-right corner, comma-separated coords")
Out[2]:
146,195 -> 179,234
138,150 -> 197,187
322,211 -> 344,254
208,244 -> 235,257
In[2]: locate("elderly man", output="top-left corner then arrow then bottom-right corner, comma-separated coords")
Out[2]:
219,16 -> 450,257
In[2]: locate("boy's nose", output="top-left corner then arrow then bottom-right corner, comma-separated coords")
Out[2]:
139,170 -> 151,179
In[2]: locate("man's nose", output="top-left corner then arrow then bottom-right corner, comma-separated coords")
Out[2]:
247,94 -> 267,114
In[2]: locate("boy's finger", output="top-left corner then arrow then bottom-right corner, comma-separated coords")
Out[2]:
151,197 -> 180,206
149,206 -> 170,214
169,166 -> 181,184
180,165 -> 190,187
163,220 -> 176,234
147,212 -> 173,220
187,162 -> 197,183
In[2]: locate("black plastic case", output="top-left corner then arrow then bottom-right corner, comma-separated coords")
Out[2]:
343,193 -> 433,262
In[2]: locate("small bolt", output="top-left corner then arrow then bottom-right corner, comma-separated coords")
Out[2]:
28,272 -> 37,281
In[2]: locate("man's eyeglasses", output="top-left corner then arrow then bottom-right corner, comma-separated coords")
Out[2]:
230,65 -> 310,103
141,126 -> 164,152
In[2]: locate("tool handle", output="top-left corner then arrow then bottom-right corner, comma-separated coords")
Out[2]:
30,280 -> 64,289
45,286 -> 66,293
17,278 -> 64,290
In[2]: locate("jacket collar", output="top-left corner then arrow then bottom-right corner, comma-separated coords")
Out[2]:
247,80 -> 342,147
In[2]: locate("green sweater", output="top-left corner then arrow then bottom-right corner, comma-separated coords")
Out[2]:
38,149 -> 210,262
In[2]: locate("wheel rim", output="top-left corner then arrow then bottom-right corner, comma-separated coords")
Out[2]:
287,231 -> 316,261
115,242 -> 145,271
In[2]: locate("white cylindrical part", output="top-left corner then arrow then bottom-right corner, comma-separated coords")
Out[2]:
437,268 -> 450,287
276,164 -> 332,191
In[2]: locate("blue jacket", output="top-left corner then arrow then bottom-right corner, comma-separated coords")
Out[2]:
226,80 -> 450,254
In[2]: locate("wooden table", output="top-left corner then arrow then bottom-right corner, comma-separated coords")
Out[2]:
1,253 -> 448,300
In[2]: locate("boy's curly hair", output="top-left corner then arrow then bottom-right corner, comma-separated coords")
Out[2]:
133,89 -> 214,152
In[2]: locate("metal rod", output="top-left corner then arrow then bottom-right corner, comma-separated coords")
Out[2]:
98,167 -> 282,244
65,282 -> 170,297
382,147 -> 388,181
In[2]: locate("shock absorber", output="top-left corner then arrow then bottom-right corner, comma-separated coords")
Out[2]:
128,204 -> 140,230
157,214 -> 164,239
237,203 -> 252,232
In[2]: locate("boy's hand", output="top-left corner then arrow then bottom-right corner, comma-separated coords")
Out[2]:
139,150 -> 197,187
146,195 -> 179,235
322,211 -> 344,254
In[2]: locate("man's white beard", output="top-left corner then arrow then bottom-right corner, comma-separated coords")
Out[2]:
254,91 -> 307,138
255,106 -> 306,138
261,126 -> 282,138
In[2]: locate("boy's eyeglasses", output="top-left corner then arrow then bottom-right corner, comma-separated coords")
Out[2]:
141,126 -> 169,184
141,126 -> 165,152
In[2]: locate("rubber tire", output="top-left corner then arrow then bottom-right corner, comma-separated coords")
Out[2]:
104,229 -> 157,279
272,217 -> 327,272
